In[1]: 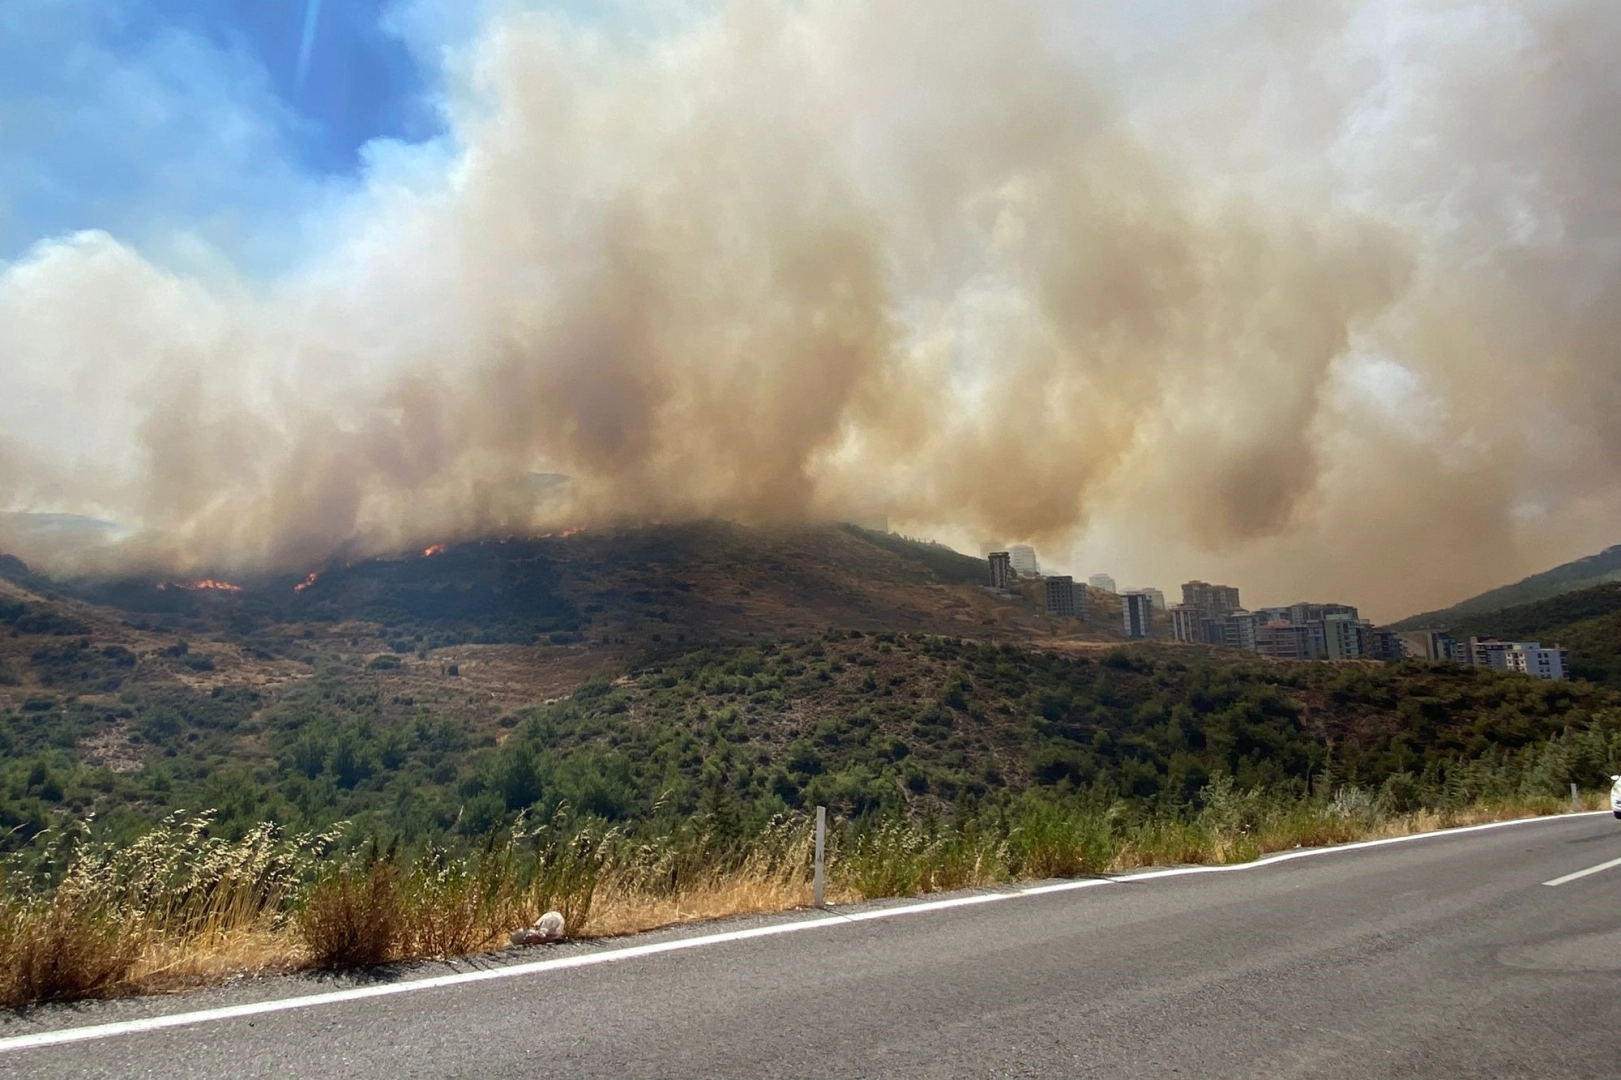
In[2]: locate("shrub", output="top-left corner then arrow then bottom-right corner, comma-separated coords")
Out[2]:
1005,799 -> 1112,878
297,861 -> 407,968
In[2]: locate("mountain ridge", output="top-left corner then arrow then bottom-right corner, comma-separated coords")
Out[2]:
1397,543 -> 1621,627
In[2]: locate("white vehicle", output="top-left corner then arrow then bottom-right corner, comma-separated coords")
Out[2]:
1612,775 -> 1621,819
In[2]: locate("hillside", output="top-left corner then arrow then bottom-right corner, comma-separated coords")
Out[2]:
24,521 -> 1091,646
1445,582 -> 1621,689
0,521 -> 1087,710
0,520 -> 1091,723
2,520 -> 1617,855
0,521 -> 1104,841
2,616 -> 1614,851
1399,543 -> 1621,625
3,579 -> 1617,851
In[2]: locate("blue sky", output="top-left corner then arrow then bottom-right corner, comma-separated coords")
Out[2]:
0,0 -> 1215,278
0,0 -> 571,274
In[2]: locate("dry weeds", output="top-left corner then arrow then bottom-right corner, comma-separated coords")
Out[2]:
0,797 -> 1598,1009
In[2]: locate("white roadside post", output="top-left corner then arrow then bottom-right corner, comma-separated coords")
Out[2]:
1572,783 -> 1581,813
814,806 -> 827,909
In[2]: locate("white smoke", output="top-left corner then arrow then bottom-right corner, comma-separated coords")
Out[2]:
2,0 -> 1618,621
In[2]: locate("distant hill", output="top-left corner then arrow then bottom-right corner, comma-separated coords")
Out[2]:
1446,582 -> 1621,689
1397,543 -> 1621,626
52,521 -> 1039,645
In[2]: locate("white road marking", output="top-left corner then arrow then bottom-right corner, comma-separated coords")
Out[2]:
1543,853 -> 1621,887
0,810 -> 1609,1057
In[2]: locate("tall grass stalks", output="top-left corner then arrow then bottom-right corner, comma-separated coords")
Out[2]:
0,788 -> 1604,1008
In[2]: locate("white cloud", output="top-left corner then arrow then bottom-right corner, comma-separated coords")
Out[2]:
0,0 -> 345,274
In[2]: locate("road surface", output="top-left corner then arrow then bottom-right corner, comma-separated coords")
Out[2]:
4,813 -> 1620,1079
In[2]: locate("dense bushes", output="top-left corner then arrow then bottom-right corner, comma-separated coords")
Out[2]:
4,634 -> 1617,861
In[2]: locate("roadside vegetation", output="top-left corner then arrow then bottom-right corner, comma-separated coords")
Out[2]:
4,700 -> 1618,1008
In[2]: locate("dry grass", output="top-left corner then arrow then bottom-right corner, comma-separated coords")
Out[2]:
581,876 -> 824,938
131,928 -> 299,993
0,892 -> 144,1006
0,813 -> 339,1007
0,795 -> 1603,1008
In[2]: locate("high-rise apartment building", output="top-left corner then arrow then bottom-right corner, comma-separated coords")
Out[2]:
987,552 -> 1015,593
1289,602 -> 1360,626
1469,637 -> 1568,680
1508,644 -> 1568,681
1365,627 -> 1406,662
1170,605 -> 1258,650
1181,581 -> 1242,617
1468,637 -> 1519,670
1217,611 -> 1259,652
1041,576 -> 1086,619
1008,546 -> 1041,578
1400,629 -> 1463,663
1170,605 -> 1202,643
1322,613 -> 1365,660
1122,592 -> 1154,640
1171,585 -> 1387,664
1255,620 -> 1316,660
1089,573 -> 1117,594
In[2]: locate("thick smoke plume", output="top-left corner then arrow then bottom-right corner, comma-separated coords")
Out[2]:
2,0 -> 1619,620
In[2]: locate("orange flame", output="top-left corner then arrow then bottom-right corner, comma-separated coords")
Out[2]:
423,544 -> 447,557
159,579 -> 243,594
294,572 -> 320,593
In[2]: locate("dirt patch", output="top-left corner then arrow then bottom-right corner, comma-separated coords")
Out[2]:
78,718 -> 143,773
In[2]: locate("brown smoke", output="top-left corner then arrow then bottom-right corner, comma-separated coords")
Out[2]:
2,0 -> 1620,621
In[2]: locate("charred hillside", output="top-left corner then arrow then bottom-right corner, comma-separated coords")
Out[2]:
8,522 -> 1066,648
0,522 -> 1100,757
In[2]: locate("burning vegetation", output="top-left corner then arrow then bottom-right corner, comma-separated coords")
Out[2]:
158,580 -> 243,594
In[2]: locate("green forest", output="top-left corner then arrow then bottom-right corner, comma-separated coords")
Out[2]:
5,631 -> 1617,855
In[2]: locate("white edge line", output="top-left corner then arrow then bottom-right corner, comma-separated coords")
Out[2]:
1542,852 -> 1621,887
1,810 -> 1608,1056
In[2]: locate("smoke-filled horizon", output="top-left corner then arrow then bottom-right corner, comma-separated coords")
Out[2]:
2,0 -> 1619,622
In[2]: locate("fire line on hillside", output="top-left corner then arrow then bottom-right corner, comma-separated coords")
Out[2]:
158,580 -> 243,594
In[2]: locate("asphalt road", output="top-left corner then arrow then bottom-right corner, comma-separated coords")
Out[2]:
5,813 -> 1620,1079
